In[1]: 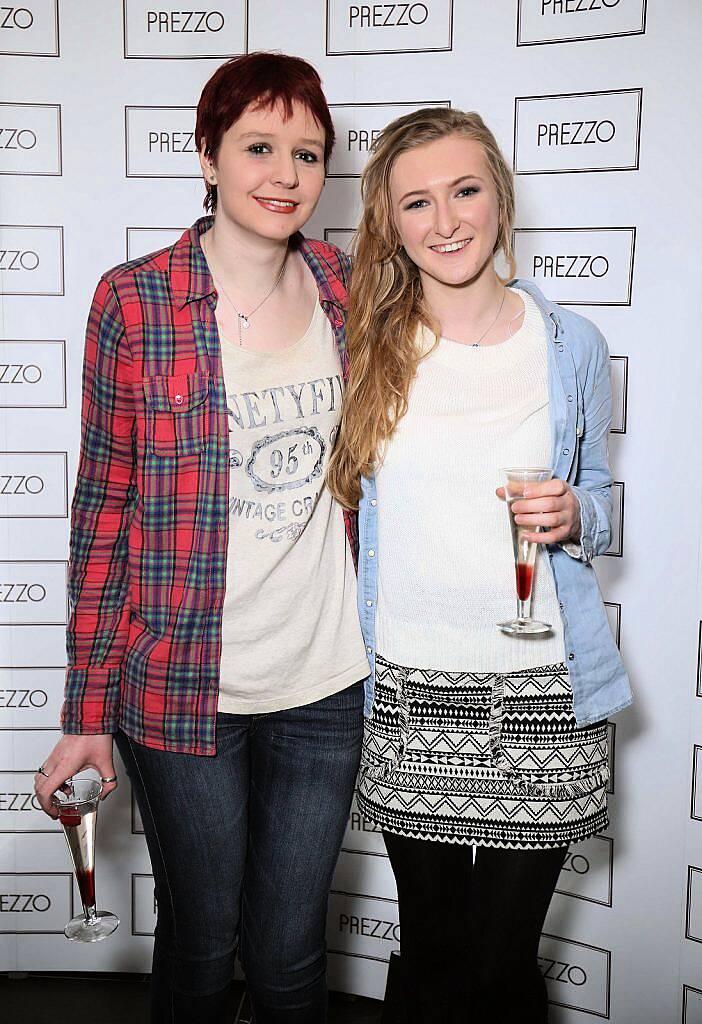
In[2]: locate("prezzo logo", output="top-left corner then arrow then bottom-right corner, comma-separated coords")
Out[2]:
555,834 -> 613,906
0,340 -> 66,408
683,984 -> 702,1024
0,667 -> 64,729
0,772 -> 60,832
0,1 -> 59,57
125,107 -> 199,178
0,872 -> 72,931
0,225 -> 64,295
327,892 -> 400,962
517,0 -> 647,46
324,228 -> 355,255
0,451 -> 68,518
123,1 -> 247,59
131,873 -> 157,935
343,793 -> 384,854
610,355 -> 628,433
686,866 -> 702,944
514,89 -> 642,174
328,101 -> 450,177
326,0 -> 453,55
604,481 -> 624,558
512,228 -> 636,305
126,226 -> 184,261
0,561 -> 68,625
539,933 -> 611,1017
0,103 -> 61,175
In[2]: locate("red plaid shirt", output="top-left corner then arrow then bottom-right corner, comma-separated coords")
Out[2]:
61,219 -> 357,754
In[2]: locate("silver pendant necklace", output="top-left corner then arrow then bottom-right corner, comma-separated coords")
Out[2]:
201,232 -> 288,345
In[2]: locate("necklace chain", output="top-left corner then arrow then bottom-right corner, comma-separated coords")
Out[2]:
201,232 -> 288,346
470,289 -> 507,347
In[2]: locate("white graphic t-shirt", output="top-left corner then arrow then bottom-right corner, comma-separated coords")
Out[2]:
217,300 -> 369,713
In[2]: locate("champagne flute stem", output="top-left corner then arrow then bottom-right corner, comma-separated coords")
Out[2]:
517,597 -> 530,621
83,904 -> 99,926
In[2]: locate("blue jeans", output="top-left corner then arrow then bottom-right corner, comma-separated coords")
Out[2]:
115,681 -> 364,1023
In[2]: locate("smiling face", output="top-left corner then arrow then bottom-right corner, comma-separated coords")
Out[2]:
389,133 -> 502,289
199,99 -> 327,241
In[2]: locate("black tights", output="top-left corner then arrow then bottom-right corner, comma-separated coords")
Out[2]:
383,832 -> 568,1024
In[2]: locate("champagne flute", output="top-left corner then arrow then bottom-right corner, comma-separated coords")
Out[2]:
498,467 -> 553,635
52,775 -> 120,941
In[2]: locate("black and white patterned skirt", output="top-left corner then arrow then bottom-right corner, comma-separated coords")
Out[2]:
356,654 -> 609,849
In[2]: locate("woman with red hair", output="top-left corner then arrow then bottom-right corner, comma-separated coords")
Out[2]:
34,53 -> 369,1023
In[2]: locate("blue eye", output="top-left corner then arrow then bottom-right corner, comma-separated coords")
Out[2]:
458,186 -> 479,197
296,151 -> 319,164
405,199 -> 428,210
247,143 -> 271,155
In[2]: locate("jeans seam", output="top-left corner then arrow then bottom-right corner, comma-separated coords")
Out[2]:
124,733 -> 178,1023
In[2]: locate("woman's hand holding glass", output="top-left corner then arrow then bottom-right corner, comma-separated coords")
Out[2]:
496,477 -> 581,546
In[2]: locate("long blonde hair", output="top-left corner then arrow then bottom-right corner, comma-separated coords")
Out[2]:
327,107 -> 516,510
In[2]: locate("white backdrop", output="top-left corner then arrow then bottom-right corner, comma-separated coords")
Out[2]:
1,2 -> 701,1021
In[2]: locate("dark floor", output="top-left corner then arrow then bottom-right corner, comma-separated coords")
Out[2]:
0,972 -> 384,1024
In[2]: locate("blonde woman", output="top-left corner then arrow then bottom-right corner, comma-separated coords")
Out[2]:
328,108 -> 631,1024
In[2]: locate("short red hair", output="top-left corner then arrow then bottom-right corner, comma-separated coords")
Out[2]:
196,51 -> 335,213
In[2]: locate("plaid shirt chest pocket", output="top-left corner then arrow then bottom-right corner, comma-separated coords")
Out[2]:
144,371 -> 212,456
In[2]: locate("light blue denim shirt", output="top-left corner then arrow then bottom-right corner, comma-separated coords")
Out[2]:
357,278 -> 632,727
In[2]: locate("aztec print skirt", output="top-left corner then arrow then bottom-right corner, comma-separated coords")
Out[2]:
356,654 -> 609,849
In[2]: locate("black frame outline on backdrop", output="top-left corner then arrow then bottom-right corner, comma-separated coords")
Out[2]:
0,340 -> 67,409
603,601 -> 621,650
539,932 -> 611,1018
511,226 -> 636,306
131,784 -> 144,835
122,0 -> 249,59
325,0 -> 454,56
125,226 -> 185,261
0,666 -> 65,730
125,106 -> 200,178
516,0 -> 647,47
0,450 -> 68,519
691,746 -> 702,823
0,771 -> 62,833
685,866 -> 702,943
327,101 -> 451,178
682,983 -> 702,1023
696,622 -> 702,699
0,871 -> 74,931
513,88 -> 643,175
0,224 -> 65,296
554,835 -> 614,907
323,227 -> 355,250
0,559 -> 69,625
131,872 -> 156,936
0,0 -> 60,58
0,102 -> 62,176
609,355 -> 628,433
603,481 -> 624,558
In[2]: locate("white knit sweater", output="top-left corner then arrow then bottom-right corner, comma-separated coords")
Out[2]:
375,289 -> 566,672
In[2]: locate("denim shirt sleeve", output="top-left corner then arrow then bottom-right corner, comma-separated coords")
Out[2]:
561,327 -> 613,564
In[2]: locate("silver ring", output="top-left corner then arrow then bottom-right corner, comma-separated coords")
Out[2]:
100,775 -> 117,784
37,765 -> 50,778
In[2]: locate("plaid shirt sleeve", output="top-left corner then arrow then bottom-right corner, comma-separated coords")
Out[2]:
61,278 -> 138,735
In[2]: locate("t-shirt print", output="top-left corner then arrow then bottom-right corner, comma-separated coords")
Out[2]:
226,369 -> 344,544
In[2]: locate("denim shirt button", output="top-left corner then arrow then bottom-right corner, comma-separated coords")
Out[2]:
559,602 -> 564,611
568,652 -> 575,661
366,646 -> 373,654
366,599 -> 373,607
567,395 -> 574,403
558,345 -> 565,353
562,448 -> 570,456
370,499 -> 377,507
368,549 -> 375,557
